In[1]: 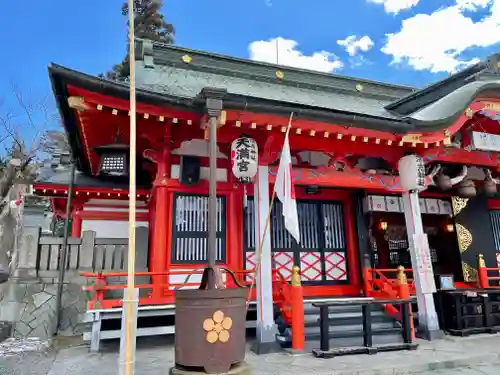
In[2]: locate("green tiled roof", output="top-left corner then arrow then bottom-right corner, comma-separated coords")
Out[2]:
135,39 -> 500,127
136,39 -> 416,120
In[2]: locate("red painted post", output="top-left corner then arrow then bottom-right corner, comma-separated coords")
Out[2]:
363,267 -> 373,297
71,210 -> 82,237
362,254 -> 373,297
94,273 -> 107,310
397,266 -> 415,342
144,147 -> 171,299
478,253 -> 489,289
291,266 -> 305,351
397,266 -> 410,300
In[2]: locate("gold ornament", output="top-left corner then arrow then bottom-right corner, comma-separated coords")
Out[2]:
397,266 -> 408,285
291,266 -> 301,286
452,197 -> 469,217
478,253 -> 486,268
456,224 -> 472,253
182,54 -> 192,63
462,262 -> 478,282
465,108 -> 474,118
204,310 -> 232,344
276,71 -> 284,80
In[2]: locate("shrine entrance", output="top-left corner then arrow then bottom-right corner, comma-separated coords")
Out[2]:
244,198 -> 349,285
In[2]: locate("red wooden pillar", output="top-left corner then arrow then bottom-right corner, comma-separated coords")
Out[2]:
344,196 -> 361,290
291,266 -> 305,350
71,203 -> 83,237
71,213 -> 82,237
144,146 -> 171,298
478,253 -> 489,289
227,185 -> 244,275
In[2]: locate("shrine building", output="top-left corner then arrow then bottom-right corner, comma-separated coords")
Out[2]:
27,39 -> 500,347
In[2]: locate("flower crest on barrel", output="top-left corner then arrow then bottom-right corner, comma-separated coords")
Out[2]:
203,310 -> 233,344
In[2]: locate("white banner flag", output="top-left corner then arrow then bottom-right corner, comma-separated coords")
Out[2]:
274,129 -> 300,243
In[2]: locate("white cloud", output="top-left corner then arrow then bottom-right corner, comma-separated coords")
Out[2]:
382,0 -> 500,73
248,37 -> 344,73
337,35 -> 375,56
367,0 -> 421,14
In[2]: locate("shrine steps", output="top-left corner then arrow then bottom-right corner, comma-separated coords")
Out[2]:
276,300 -> 405,352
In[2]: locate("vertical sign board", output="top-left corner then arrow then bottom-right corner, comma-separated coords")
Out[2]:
411,233 -> 436,294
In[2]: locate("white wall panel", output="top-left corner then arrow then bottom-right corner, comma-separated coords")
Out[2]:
82,220 -> 148,238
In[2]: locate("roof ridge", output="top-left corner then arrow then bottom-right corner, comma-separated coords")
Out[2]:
136,38 -> 417,95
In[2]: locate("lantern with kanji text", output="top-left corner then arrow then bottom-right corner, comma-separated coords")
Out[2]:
398,154 -> 426,192
231,136 -> 258,184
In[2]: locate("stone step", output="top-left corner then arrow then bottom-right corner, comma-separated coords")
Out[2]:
277,332 -> 405,351
303,310 -> 388,326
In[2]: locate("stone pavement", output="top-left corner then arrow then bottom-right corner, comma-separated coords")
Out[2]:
2,334 -> 500,375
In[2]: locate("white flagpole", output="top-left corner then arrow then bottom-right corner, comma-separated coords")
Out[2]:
122,0 -> 137,374
276,38 -> 279,65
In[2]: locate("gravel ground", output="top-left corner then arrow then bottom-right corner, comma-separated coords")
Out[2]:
1,336 -> 500,375
0,351 -> 57,375
0,338 -> 55,375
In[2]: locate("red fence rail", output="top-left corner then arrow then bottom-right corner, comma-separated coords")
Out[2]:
363,266 -> 416,342
478,253 -> 500,289
81,268 -> 286,309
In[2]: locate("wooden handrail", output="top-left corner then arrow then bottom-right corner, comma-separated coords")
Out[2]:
312,298 -> 416,357
81,269 -> 256,278
478,254 -> 500,289
81,267 -> 285,309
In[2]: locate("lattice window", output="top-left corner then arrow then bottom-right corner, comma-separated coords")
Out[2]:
171,194 -> 226,264
244,198 -> 348,283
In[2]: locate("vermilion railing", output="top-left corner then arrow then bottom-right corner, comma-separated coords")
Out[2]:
364,268 -> 416,298
478,254 -> 500,289
81,268 -> 286,310
363,266 -> 416,341
81,266 -> 306,349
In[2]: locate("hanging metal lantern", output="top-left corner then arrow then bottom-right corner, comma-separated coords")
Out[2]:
484,179 -> 497,196
436,171 -> 452,191
231,137 -> 258,184
456,180 -> 476,198
398,154 -> 426,192
94,144 -> 129,177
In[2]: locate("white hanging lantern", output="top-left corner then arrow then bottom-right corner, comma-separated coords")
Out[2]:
231,137 -> 258,184
398,154 -> 426,191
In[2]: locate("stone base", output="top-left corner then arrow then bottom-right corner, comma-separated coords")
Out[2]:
170,361 -> 252,375
250,339 -> 282,355
416,328 -> 444,341
0,321 -> 12,342
0,276 -> 87,339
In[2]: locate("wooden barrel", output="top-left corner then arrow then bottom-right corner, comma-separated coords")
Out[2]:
174,288 -> 246,374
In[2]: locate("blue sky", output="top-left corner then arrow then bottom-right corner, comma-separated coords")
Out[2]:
0,0 -> 499,124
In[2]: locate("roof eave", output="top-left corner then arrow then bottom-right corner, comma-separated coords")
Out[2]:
48,63 -> 201,175
386,53 -> 500,115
